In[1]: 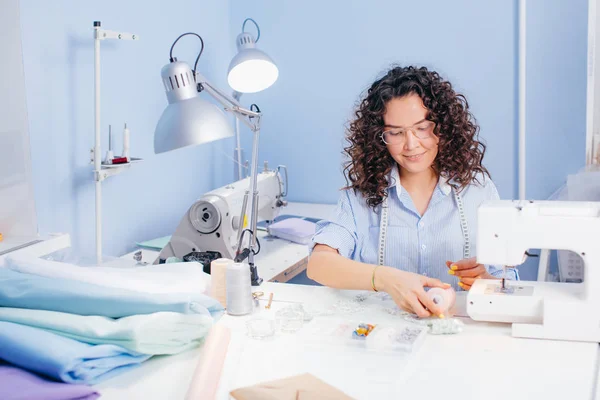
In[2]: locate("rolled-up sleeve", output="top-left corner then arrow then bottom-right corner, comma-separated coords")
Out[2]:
480,178 -> 519,280
310,190 -> 358,259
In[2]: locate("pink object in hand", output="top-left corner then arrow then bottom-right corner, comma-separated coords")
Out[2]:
427,287 -> 456,314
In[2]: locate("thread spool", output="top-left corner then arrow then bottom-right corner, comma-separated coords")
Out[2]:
210,258 -> 231,307
226,262 -> 253,316
104,125 -> 114,163
427,287 -> 456,314
122,123 -> 130,159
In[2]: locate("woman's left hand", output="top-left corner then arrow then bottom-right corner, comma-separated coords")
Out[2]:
445,257 -> 496,290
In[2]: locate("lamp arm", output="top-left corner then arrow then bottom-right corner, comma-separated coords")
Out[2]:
195,73 -> 260,132
194,72 -> 264,285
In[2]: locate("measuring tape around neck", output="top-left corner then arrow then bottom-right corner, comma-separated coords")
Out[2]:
377,187 -> 470,266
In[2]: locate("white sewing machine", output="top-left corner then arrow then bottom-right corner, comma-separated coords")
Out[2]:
155,166 -> 287,263
467,200 -> 600,343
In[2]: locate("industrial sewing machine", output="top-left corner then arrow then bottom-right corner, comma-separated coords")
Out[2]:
155,165 -> 287,265
467,200 -> 600,343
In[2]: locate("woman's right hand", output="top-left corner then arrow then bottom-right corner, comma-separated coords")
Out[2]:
375,267 -> 450,318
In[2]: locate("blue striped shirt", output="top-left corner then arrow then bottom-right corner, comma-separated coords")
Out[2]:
311,166 -> 519,290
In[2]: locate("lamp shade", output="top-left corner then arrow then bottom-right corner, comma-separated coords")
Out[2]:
227,32 -> 278,93
154,61 -> 234,154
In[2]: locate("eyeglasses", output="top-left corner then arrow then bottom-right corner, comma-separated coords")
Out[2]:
381,120 -> 436,145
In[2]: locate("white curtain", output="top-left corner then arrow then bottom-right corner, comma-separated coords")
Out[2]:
0,0 -> 38,243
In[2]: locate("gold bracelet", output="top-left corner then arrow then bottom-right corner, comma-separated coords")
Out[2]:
371,266 -> 379,292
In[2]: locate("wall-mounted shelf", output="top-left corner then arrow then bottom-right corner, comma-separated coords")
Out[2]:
91,20 -> 139,263
94,157 -> 144,180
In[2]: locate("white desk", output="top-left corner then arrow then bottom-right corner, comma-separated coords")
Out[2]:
95,282 -> 600,400
125,202 -> 335,283
0,233 -> 70,264
98,200 -> 600,399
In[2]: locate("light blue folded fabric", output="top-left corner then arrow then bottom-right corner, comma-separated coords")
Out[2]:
0,268 -> 224,318
0,308 -> 213,355
0,321 -> 151,384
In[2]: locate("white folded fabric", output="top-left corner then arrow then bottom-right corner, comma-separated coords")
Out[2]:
6,255 -> 210,295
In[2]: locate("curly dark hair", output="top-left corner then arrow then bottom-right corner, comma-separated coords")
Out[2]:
343,65 -> 490,209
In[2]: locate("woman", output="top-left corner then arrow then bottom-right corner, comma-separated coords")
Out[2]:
307,66 -> 518,318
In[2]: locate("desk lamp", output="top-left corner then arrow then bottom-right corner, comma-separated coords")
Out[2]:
228,18 -> 278,93
154,29 -> 277,285
228,18 -> 279,180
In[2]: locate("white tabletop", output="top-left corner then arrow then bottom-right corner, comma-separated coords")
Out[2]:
106,200 -> 600,399
0,233 -> 70,264
95,282 -> 600,400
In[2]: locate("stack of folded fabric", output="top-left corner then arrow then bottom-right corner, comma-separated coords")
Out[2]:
0,255 -> 224,400
0,361 -> 100,400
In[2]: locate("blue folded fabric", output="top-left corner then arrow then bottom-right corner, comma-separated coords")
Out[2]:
0,268 -> 224,318
0,321 -> 151,384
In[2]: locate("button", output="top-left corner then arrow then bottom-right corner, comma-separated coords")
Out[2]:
418,221 -> 424,228
421,244 -> 426,250
422,272 -> 428,276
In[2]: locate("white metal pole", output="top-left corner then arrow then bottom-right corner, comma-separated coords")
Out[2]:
537,249 -> 551,282
518,0 -> 527,200
235,117 -> 243,179
94,22 -> 102,264
248,127 -> 260,249
195,77 -> 262,283
233,91 -> 244,180
586,0 -> 597,166
247,126 -> 262,284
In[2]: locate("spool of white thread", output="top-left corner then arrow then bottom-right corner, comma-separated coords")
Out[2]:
427,287 -> 456,314
210,258 -> 231,307
226,262 -> 253,316
122,123 -> 130,159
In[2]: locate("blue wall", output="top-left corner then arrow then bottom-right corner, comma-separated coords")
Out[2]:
19,1 -> 588,279
520,0 -> 589,279
20,0 -> 234,258
230,0 -> 588,280
526,0 -> 588,200
230,0 -> 587,205
231,0 -> 517,202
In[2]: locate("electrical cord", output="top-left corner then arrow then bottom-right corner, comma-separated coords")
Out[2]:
169,32 -> 205,75
249,104 -> 261,120
234,228 -> 261,263
242,18 -> 261,42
